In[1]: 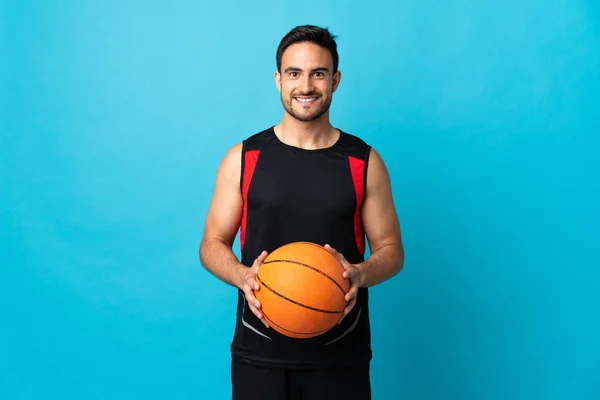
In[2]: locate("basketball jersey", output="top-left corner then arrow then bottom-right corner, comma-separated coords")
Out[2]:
230,126 -> 373,369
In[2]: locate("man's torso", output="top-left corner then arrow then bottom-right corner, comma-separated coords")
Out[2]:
231,126 -> 373,369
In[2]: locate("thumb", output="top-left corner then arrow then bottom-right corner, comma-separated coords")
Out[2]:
252,251 -> 268,272
324,244 -> 345,264
257,250 -> 269,263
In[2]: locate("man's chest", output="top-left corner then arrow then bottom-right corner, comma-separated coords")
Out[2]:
246,150 -> 358,221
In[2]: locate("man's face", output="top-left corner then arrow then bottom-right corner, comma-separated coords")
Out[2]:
275,42 -> 341,122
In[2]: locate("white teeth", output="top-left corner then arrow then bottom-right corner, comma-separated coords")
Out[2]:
296,97 -> 316,103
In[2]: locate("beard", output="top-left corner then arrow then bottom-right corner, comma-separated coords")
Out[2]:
281,92 -> 332,122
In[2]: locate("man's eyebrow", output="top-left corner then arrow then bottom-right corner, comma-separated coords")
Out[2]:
283,66 -> 330,73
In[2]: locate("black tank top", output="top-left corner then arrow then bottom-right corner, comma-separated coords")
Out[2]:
230,126 -> 373,368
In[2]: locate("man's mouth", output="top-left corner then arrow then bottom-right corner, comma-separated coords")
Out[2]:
294,96 -> 318,104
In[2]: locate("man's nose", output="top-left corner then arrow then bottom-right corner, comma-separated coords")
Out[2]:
299,76 -> 314,93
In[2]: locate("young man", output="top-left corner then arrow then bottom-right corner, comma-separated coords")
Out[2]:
199,25 -> 404,400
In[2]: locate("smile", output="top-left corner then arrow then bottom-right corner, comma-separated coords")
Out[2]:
294,97 -> 318,104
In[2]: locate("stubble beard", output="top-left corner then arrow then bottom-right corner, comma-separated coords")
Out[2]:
281,92 -> 332,122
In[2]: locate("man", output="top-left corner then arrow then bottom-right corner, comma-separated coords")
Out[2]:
199,25 -> 404,400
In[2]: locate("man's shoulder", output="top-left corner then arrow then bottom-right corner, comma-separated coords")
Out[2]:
342,131 -> 370,146
220,127 -> 272,164
242,126 -> 274,149
339,129 -> 372,160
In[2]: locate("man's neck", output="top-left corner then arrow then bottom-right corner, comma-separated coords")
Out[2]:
274,113 -> 339,150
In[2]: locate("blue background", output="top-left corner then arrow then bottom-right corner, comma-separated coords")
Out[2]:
2,1 -> 599,399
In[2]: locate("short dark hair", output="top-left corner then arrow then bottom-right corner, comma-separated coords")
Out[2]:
276,25 -> 339,73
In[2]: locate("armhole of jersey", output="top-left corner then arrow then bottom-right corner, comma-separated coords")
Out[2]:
239,140 -> 247,192
239,140 -> 246,252
239,140 -> 262,252
363,145 -> 372,205
361,145 -> 371,255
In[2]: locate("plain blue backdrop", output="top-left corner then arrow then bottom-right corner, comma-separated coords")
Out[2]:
2,1 -> 599,399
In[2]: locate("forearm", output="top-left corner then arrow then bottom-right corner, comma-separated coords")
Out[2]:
357,243 -> 404,287
199,237 -> 246,289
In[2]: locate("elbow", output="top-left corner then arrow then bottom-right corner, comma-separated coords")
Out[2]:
396,257 -> 404,275
198,236 -> 210,266
394,243 -> 405,275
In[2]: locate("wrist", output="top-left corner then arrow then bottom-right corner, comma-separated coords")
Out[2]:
355,262 -> 368,288
233,264 -> 247,290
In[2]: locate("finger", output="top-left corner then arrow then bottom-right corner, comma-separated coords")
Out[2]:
344,297 -> 357,315
251,251 -> 268,275
345,286 -> 359,302
248,299 -> 264,316
250,257 -> 259,273
246,273 -> 260,291
252,250 -> 268,268
248,303 -> 263,319
261,316 -> 270,329
324,243 -> 340,257
248,303 -> 270,328
257,250 -> 268,263
255,309 -> 270,328
324,244 -> 353,270
245,289 -> 262,309
343,268 -> 357,280
337,301 -> 353,323
247,264 -> 261,291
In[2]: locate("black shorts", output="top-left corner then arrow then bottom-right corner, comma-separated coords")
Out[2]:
231,360 -> 371,400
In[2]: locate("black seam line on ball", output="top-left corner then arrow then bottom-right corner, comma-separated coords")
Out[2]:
261,259 -> 346,295
256,274 -> 345,314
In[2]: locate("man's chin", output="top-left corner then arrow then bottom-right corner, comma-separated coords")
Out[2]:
293,113 -> 323,122
285,107 -> 329,122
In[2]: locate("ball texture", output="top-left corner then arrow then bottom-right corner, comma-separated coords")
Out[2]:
255,242 -> 350,338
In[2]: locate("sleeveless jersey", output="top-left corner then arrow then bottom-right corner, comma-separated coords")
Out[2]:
230,126 -> 373,369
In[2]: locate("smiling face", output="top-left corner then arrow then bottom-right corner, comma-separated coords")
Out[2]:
275,41 -> 341,122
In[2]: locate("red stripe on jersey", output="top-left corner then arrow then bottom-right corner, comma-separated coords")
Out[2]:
241,150 -> 260,249
348,156 -> 366,255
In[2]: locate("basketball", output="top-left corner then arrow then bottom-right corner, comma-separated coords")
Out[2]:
254,241 -> 349,339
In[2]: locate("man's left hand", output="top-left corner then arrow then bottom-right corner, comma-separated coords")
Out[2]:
324,244 -> 365,323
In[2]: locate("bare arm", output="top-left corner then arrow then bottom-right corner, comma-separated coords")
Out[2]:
324,147 -> 404,318
198,143 -> 270,327
199,143 -> 246,288
357,148 -> 404,287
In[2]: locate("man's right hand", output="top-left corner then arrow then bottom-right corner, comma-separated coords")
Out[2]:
238,250 -> 270,328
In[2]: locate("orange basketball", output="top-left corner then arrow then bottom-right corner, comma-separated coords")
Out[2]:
255,241 -> 349,339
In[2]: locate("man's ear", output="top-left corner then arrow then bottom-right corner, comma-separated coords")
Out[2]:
274,71 -> 281,93
332,70 -> 342,93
